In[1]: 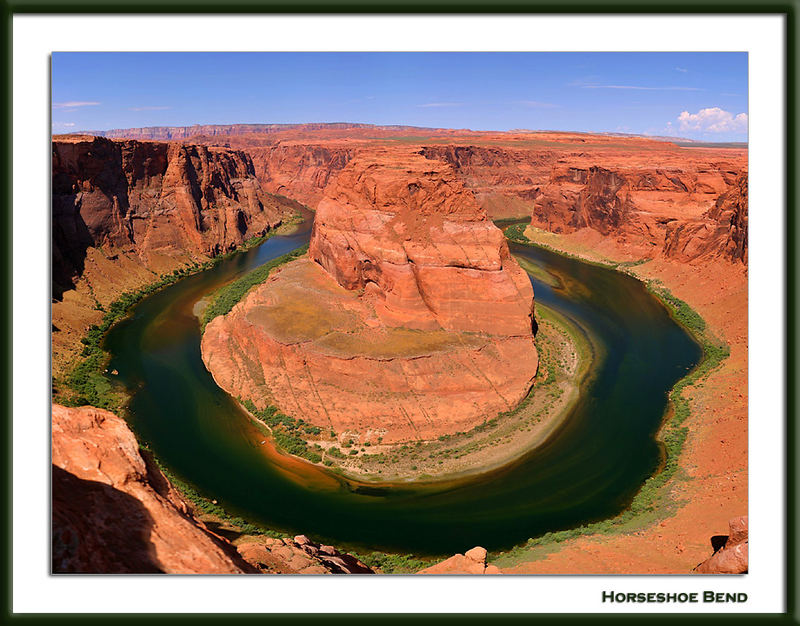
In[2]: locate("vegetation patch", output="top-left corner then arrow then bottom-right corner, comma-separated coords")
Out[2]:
148,450 -> 283,539
201,244 -> 309,331
350,551 -> 434,574
54,223 -> 295,411
241,398 -> 324,464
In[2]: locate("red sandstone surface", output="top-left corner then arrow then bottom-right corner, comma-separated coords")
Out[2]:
202,151 -> 538,442
51,135 -> 298,377
694,516 -> 748,574
52,403 -> 374,574
52,404 -> 253,573
54,123 -> 749,573
418,546 -> 501,575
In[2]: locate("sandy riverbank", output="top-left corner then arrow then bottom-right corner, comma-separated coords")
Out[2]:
237,301 -> 594,485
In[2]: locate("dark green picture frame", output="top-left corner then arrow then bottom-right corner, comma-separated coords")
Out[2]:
2,2 -> 796,623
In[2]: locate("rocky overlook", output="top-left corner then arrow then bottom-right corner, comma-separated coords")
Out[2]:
201,151 -> 538,443
52,404 -> 375,574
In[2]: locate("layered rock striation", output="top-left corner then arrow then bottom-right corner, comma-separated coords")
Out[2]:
53,135 -> 289,300
248,144 -> 354,209
51,135 -> 297,378
664,172 -> 748,264
202,151 -> 538,443
529,158 -> 747,263
419,145 -> 551,219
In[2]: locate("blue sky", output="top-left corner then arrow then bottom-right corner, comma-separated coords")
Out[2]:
52,52 -> 748,141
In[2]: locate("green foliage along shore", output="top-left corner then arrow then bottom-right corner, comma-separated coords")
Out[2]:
492,223 -> 731,566
147,451 -> 283,539
61,263 -> 204,409
200,244 -> 309,331
240,398 -> 324,464
56,227 -> 290,410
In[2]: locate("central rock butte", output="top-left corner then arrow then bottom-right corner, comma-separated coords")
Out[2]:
201,151 -> 538,443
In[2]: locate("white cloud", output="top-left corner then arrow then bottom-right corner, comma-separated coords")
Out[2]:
129,105 -> 171,111
52,101 -> 100,108
677,107 -> 748,133
60,122 -> 75,127
417,102 -> 462,108
675,67 -> 688,73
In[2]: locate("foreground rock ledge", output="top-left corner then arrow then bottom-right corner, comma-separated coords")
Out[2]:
202,151 -> 538,443
51,404 -> 375,574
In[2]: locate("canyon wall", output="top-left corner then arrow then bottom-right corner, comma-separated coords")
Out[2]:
52,404 -> 254,573
310,151 -> 536,334
247,144 -> 354,209
202,151 -> 538,442
51,135 -> 296,377
87,122 -> 443,142
528,157 -> 747,263
663,172 -> 748,264
419,145 -> 553,219
53,135 -> 291,299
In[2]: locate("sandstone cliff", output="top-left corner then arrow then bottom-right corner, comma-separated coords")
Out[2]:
51,135 -> 296,378
52,404 -> 254,573
310,151 -> 536,335
420,145 -> 552,219
53,135 -> 290,299
248,144 -> 354,209
52,404 -> 374,574
664,172 -> 748,264
529,158 -> 747,263
202,151 -> 538,443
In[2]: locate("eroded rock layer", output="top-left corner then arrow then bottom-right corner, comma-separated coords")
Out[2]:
51,135 -> 298,378
310,151 -> 536,335
85,125 -> 747,265
528,157 -> 747,264
202,152 -> 538,442
52,404 -> 253,574
52,404 -> 375,574
53,135 -> 289,299
664,172 -> 748,264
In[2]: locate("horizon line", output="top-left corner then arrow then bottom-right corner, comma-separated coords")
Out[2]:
52,120 -> 748,146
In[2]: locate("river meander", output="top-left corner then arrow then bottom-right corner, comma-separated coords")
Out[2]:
103,218 -> 701,556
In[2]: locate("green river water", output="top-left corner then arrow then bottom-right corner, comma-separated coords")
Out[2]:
103,218 -> 701,556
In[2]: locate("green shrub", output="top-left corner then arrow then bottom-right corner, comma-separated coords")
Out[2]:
201,245 -> 309,330
352,552 -> 432,574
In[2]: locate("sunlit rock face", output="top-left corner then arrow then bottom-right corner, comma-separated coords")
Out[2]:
202,150 -> 538,443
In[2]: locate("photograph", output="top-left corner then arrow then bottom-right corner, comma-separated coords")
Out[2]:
49,50 -> 751,577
